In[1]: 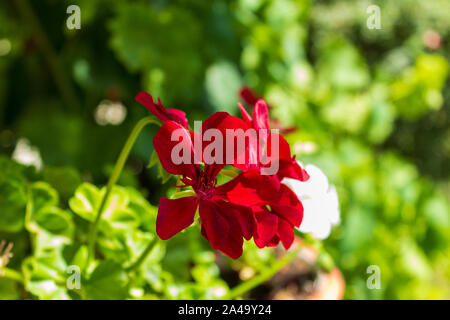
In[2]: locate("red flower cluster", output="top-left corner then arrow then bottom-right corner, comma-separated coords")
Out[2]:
239,86 -> 297,134
135,91 -> 188,129
136,91 -> 309,259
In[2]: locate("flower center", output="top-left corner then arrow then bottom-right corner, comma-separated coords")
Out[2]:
193,164 -> 217,199
194,175 -> 217,199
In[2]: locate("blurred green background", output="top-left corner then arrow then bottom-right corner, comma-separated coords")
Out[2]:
0,0 -> 449,299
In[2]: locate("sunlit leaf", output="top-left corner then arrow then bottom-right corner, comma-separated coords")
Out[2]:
85,260 -> 128,300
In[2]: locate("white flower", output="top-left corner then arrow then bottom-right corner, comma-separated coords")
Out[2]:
94,100 -> 127,126
283,163 -> 340,240
12,138 -> 43,170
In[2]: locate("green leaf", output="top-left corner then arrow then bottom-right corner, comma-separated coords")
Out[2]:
0,279 -> 20,299
391,53 -> 449,119
105,209 -> 139,230
0,177 -> 27,232
147,151 -> 173,184
69,183 -> 102,222
399,239 -> 433,280
69,183 -> 136,227
422,194 -> 450,230
109,3 -> 203,105
63,244 -> 88,268
205,60 -> 242,113
126,187 -> 157,233
26,182 -> 74,238
147,150 -> 159,169
191,264 -> 220,285
22,249 -> 71,300
97,228 -> 153,265
85,260 -> 128,300
29,182 -> 59,213
0,155 -> 39,182
99,186 -> 131,222
25,280 -> 70,300
42,166 -> 82,201
34,207 -> 74,237
317,37 -> 370,90
157,160 -> 172,184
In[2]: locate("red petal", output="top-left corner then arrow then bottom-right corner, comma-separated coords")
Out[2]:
135,92 -> 169,122
268,235 -> 281,247
153,121 -> 197,179
202,112 -> 252,170
278,160 -> 310,181
216,170 -> 280,206
239,86 -> 260,106
267,133 -> 292,161
277,217 -> 295,249
136,92 -> 188,128
226,202 -> 255,240
199,200 -> 244,259
202,112 -> 249,135
253,207 -> 278,248
237,104 -> 260,170
270,184 -> 303,227
156,196 -> 198,240
199,201 -> 229,250
253,100 -> 269,132
238,102 -> 253,125
263,133 -> 309,181
166,108 -> 188,129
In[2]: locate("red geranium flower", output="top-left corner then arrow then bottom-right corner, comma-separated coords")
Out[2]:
239,86 -> 261,107
234,99 -> 309,249
239,86 -> 298,134
135,91 -> 188,129
237,99 -> 309,182
252,185 -> 303,249
221,170 -> 304,250
150,96 -> 308,256
153,113 -> 268,259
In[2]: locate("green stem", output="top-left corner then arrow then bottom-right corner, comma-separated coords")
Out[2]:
126,239 -> 157,272
170,190 -> 196,199
1,268 -> 24,284
222,249 -> 300,300
86,116 -> 160,272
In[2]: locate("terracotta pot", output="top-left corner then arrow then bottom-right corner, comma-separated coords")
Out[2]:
268,238 -> 345,300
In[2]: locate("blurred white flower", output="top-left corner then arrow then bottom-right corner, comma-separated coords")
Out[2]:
296,67 -> 308,83
40,281 -> 58,294
293,141 -> 317,154
209,286 -> 227,298
283,163 -> 340,240
94,100 -> 127,126
12,138 -> 43,170
130,288 -> 144,298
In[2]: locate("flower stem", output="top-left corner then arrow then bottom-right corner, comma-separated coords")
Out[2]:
1,268 -> 24,284
222,249 -> 300,300
170,190 -> 196,199
126,238 -> 157,272
86,116 -> 160,272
